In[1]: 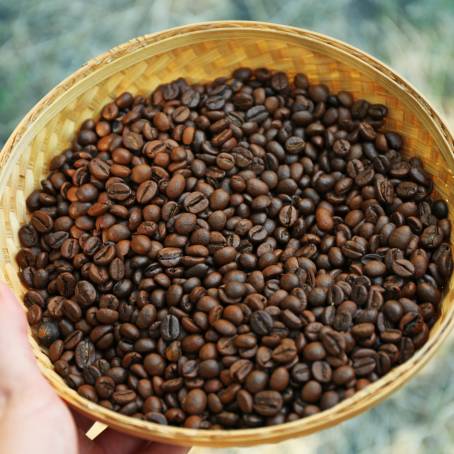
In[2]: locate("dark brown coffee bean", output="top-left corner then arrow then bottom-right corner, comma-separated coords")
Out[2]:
279,205 -> 298,227
383,300 -> 403,323
95,375 -> 115,399
182,389 -> 207,415
320,330 -> 345,356
112,389 -> 137,405
301,380 -> 322,403
61,238 -> 80,259
272,339 -> 297,363
254,390 -> 283,416
312,361 -> 332,383
353,355 -> 376,376
89,158 -> 111,180
136,180 -> 158,204
392,259 -> 415,277
364,260 -> 386,277
388,225 -> 412,249
158,247 -> 183,267
75,281 -> 97,306
48,339 -> 64,363
63,299 -> 82,322
37,321 -> 60,347
31,211 -> 54,233
167,174 -> 186,200
421,225 -> 443,249
303,342 -> 326,361
184,192 -> 209,214
19,224 -> 39,247
333,365 -> 355,385
316,207 -> 334,231
75,339 -> 96,369
269,367 -> 290,391
27,304 -> 42,325
161,314 -> 180,341
432,199 -> 448,218
250,310 -> 273,335
93,244 -> 116,265
399,312 -> 424,336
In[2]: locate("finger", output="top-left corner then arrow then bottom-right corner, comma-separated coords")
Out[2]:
72,409 -> 148,454
0,282 -> 41,386
138,442 -> 190,454
71,409 -> 94,432
72,410 -> 188,454
0,283 -> 78,454
95,429 -> 149,454
75,425 -> 103,454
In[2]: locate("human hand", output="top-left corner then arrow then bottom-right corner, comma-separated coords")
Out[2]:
0,283 -> 189,454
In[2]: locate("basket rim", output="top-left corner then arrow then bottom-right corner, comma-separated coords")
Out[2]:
1,21 -> 454,447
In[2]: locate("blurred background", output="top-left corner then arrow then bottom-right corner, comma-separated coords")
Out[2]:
0,1 -> 453,453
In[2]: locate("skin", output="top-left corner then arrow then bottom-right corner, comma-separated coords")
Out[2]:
0,282 -> 189,454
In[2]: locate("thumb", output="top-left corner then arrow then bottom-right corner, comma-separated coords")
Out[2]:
0,282 -> 78,454
0,282 -> 45,387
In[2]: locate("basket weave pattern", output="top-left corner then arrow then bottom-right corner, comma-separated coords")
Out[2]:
0,22 -> 453,447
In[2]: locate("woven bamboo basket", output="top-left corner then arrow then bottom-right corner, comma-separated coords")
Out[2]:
0,21 -> 453,448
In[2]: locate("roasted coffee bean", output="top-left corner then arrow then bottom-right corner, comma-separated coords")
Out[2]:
112,389 -> 137,405
19,224 -> 39,247
158,248 -> 183,267
136,180 -> 158,204
250,310 -> 273,335
364,260 -> 386,277
432,199 -> 448,219
320,330 -> 346,356
175,213 -> 197,235
254,390 -> 283,416
93,244 -> 116,265
312,361 -> 332,383
63,299 -> 82,322
161,314 -> 181,341
107,182 -> 131,201
74,281 -> 97,306
89,158 -> 110,180
272,339 -> 297,363
27,304 -> 43,325
269,367 -> 290,392
182,389 -> 207,415
301,380 -> 322,403
31,210 -> 54,233
75,339 -> 96,369
17,67 -> 452,431
37,321 -> 60,347
353,353 -> 376,376
392,259 -> 415,277
184,192 -> 209,214
167,174 -> 186,200
96,376 -> 115,399
333,365 -> 355,385
279,205 -> 298,227
388,225 -> 412,250
316,207 -> 334,231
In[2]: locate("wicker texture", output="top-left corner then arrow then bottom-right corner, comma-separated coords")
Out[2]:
0,22 -> 453,447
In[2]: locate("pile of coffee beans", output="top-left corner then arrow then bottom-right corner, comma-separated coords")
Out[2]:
17,67 -> 453,429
